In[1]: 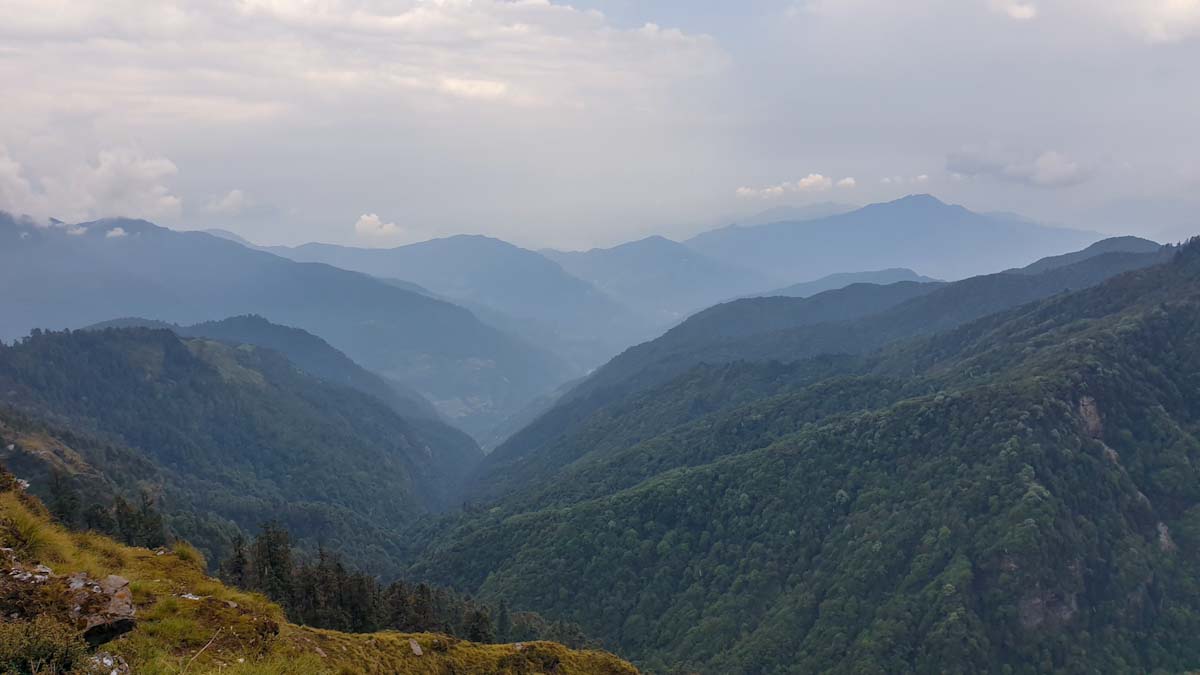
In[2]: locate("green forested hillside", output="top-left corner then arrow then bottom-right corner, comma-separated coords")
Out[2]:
0,327 -> 483,574
409,242 -> 1200,673
470,245 -> 1172,503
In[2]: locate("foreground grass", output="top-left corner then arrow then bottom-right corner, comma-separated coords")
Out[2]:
0,481 -> 637,674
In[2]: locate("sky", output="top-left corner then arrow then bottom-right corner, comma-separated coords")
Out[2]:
1,0 -> 1198,249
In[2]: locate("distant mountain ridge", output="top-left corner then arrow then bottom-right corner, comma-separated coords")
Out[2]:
542,236 -> 775,326
0,212 -> 570,440
756,268 -> 939,299
687,194 -> 1099,281
265,234 -> 649,371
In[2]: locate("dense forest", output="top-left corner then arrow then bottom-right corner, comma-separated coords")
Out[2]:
0,327 -> 481,574
215,523 -> 594,648
468,241 -> 1173,502
405,242 -> 1200,672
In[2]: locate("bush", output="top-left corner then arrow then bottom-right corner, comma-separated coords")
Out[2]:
172,540 -> 207,571
0,615 -> 88,674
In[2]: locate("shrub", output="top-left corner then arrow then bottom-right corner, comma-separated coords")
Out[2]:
0,615 -> 88,674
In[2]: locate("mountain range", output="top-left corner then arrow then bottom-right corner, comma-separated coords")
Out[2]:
406,237 -> 1200,673
0,213 -> 569,440
686,194 -> 1099,282
466,235 -> 1171,505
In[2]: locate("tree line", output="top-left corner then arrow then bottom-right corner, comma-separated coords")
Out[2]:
219,522 -> 592,647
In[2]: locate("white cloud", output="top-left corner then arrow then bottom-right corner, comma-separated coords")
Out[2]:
989,0 -> 1039,21
66,225 -> 88,236
1108,0 -> 1200,43
354,212 -> 400,237
947,147 -> 1089,188
0,147 -> 181,222
439,78 -> 509,101
836,177 -> 857,188
914,174 -> 930,184
106,226 -> 128,238
206,189 -> 253,215
737,173 -> 840,199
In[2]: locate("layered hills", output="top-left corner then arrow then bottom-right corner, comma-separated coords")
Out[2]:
0,213 -> 569,440
407,240 -> 1200,673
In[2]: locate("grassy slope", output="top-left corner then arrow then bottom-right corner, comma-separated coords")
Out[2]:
0,476 -> 637,674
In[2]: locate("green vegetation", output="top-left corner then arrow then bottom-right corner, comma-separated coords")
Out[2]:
470,243 -> 1173,503
0,466 -> 638,674
216,523 -> 595,648
409,242 -> 1200,672
0,327 -> 480,575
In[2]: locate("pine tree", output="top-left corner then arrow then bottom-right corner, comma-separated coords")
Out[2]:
496,600 -> 512,643
464,608 -> 495,644
47,469 -> 80,527
221,534 -> 250,588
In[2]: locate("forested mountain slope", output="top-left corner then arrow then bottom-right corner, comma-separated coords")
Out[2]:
0,327 -> 482,574
88,314 -> 444,422
469,243 -> 1172,502
0,213 -> 570,440
409,240 -> 1200,673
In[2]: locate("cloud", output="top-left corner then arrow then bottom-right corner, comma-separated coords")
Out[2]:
0,147 -> 181,222
947,147 -> 1089,188
737,173 -> 844,198
206,189 -> 253,215
106,226 -> 128,238
439,78 -> 509,101
354,213 -> 400,237
989,0 -> 1039,21
836,177 -> 857,188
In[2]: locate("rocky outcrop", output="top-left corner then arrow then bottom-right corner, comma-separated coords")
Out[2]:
1018,585 -> 1078,631
1078,396 -> 1103,438
1,550 -> 136,647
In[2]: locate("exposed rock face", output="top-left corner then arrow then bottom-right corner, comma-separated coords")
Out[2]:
1018,586 -> 1078,631
1078,396 -> 1103,438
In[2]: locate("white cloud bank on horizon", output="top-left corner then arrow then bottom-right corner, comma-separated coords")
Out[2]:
737,173 -> 858,199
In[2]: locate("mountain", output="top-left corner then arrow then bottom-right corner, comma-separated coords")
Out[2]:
266,235 -> 650,371
0,213 -> 570,440
0,467 -> 637,674
758,268 -> 939,299
407,239 -> 1200,673
467,242 -> 1173,503
1008,235 -> 1162,275
203,227 -> 256,246
87,314 -> 443,422
735,202 -> 858,227
686,194 -> 1099,282
0,326 -> 483,574
542,236 -> 775,325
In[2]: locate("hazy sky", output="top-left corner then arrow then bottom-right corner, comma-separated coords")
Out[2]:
1,0 -> 1198,249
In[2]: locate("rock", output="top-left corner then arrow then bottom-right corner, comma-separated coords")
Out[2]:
71,574 -> 136,646
1078,396 -> 1103,438
1158,522 -> 1178,552
1018,586 -> 1078,631
85,652 -> 131,675
409,638 -> 423,656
